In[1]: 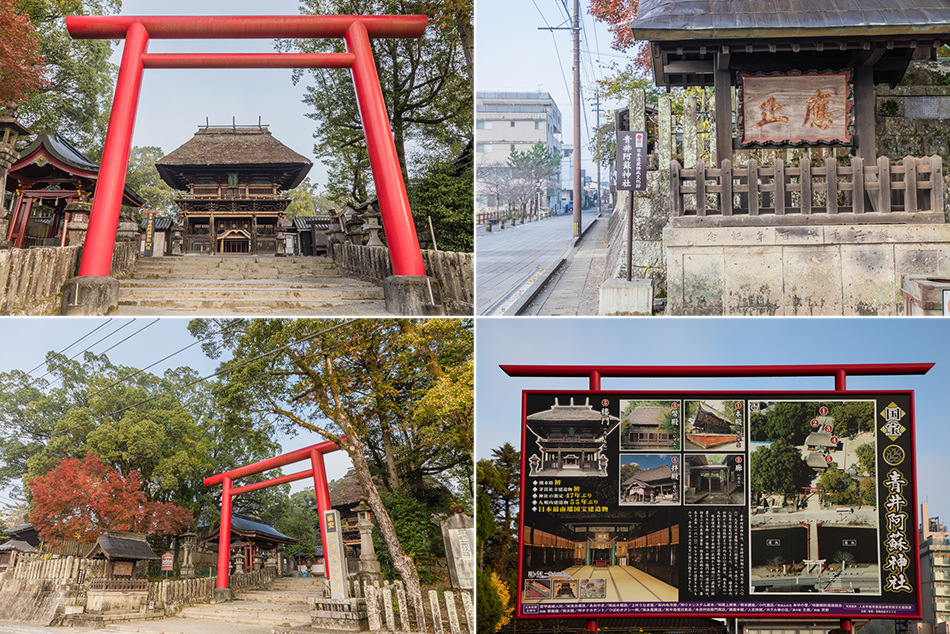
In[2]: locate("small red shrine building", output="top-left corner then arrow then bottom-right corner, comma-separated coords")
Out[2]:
156,125 -> 312,256
4,134 -> 144,248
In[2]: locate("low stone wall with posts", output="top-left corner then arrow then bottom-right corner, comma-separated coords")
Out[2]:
305,580 -> 473,634
0,239 -> 137,315
332,244 -> 474,315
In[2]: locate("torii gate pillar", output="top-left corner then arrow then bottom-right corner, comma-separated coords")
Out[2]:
61,15 -> 444,316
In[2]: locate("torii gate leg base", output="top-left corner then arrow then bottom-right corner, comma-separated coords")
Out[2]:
60,276 -> 119,316
383,275 -> 445,316
211,588 -> 232,603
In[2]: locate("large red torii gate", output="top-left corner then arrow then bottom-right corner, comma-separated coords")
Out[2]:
202,438 -> 342,592
64,14 -> 428,280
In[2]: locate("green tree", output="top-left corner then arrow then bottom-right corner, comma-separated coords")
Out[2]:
855,443 -> 876,478
750,402 -> 814,444
817,465 -> 860,507
505,141 -> 561,217
285,0 -> 471,208
620,461 -> 642,482
477,567 -> 503,634
275,489 -> 319,560
829,401 -> 875,437
750,439 -> 812,502
188,318 -> 474,620
16,0 -> 123,153
407,145 -> 473,252
124,146 -> 179,218
0,350 -> 280,528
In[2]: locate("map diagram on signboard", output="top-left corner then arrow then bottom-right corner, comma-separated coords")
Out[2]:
748,400 -> 880,594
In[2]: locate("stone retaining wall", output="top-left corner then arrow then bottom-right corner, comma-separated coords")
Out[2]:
0,578 -> 75,626
332,244 -> 474,315
0,240 -> 137,315
665,223 -> 950,315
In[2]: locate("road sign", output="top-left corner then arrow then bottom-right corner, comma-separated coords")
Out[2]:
518,390 -> 919,620
161,552 -> 173,571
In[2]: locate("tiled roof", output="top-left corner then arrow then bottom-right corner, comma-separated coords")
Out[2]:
631,0 -> 950,40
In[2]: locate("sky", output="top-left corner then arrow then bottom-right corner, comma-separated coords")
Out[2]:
0,317 -> 353,499
475,0 -> 626,178
110,0 -> 329,187
476,317 -> 950,521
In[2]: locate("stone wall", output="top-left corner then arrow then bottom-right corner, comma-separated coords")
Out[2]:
0,245 -> 81,314
877,60 -> 950,186
0,239 -> 137,315
0,578 -> 75,626
332,244 -> 474,315
665,224 -> 950,315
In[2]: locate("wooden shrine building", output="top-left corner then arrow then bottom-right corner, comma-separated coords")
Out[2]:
621,405 -> 677,450
156,125 -> 312,255
4,134 -> 144,248
203,513 -> 298,574
526,398 -> 621,477
630,0 -> 950,167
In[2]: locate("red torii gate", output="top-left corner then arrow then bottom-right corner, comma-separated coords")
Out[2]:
203,438 -> 342,592
64,14 -> 428,280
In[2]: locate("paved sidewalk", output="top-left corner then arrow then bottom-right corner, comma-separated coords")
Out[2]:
475,209 -> 599,315
520,211 -> 612,316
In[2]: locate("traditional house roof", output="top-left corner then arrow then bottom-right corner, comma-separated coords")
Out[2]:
85,532 -> 159,561
8,133 -> 145,207
622,464 -> 674,487
0,540 -> 36,553
629,0 -> 950,88
5,524 -> 40,547
630,0 -> 950,41
807,452 -> 831,469
203,513 -> 298,548
805,432 -> 838,447
625,406 -> 667,428
156,126 -> 312,191
293,215 -> 332,230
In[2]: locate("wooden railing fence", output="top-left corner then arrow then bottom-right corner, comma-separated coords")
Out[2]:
671,154 -> 944,223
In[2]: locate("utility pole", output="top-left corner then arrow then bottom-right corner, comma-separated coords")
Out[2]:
593,91 -> 602,214
571,0 -> 581,236
538,2 -> 581,234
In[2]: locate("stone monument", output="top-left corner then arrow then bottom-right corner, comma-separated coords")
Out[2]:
440,512 -> 474,590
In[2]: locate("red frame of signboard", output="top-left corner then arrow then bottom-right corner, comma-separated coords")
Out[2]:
504,364 -> 931,626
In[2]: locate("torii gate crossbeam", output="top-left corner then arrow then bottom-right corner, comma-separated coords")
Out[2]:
65,15 -> 428,279
202,438 -> 342,591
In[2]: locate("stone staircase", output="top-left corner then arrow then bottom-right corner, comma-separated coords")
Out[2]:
114,255 -> 389,315
103,577 -> 325,634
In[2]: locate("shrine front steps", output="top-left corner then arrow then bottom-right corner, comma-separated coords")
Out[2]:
115,255 -> 389,315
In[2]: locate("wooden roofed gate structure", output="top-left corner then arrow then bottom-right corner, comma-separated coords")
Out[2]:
619,0 -> 950,315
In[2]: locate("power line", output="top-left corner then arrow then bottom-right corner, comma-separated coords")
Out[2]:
23,319 -> 114,376
49,319 -> 359,440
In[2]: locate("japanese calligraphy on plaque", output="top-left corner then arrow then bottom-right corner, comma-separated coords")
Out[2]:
739,71 -> 852,146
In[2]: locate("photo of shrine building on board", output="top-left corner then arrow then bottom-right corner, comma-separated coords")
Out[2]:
525,397 -> 621,478
619,454 -> 680,506
748,399 -> 880,594
619,400 -> 681,451
684,400 -> 746,451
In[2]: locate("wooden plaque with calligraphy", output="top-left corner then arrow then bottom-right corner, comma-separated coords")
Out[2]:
739,70 -> 852,147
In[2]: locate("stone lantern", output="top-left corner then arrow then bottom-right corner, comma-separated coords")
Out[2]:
363,203 -> 384,247
0,105 -> 31,248
355,498 -> 380,588
179,532 -> 197,579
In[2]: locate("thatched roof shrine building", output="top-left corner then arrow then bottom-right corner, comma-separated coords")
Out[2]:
156,125 -> 312,255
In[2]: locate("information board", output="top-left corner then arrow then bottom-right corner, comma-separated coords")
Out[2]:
518,390 -> 919,620
616,131 -> 648,192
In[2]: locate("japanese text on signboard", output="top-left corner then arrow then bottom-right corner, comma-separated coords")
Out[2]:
617,131 -> 647,192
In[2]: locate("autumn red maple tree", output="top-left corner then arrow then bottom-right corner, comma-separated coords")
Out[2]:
28,453 -> 192,543
0,1 -> 46,104
588,0 -> 651,72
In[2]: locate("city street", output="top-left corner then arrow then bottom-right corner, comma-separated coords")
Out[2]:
475,208 -> 603,315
